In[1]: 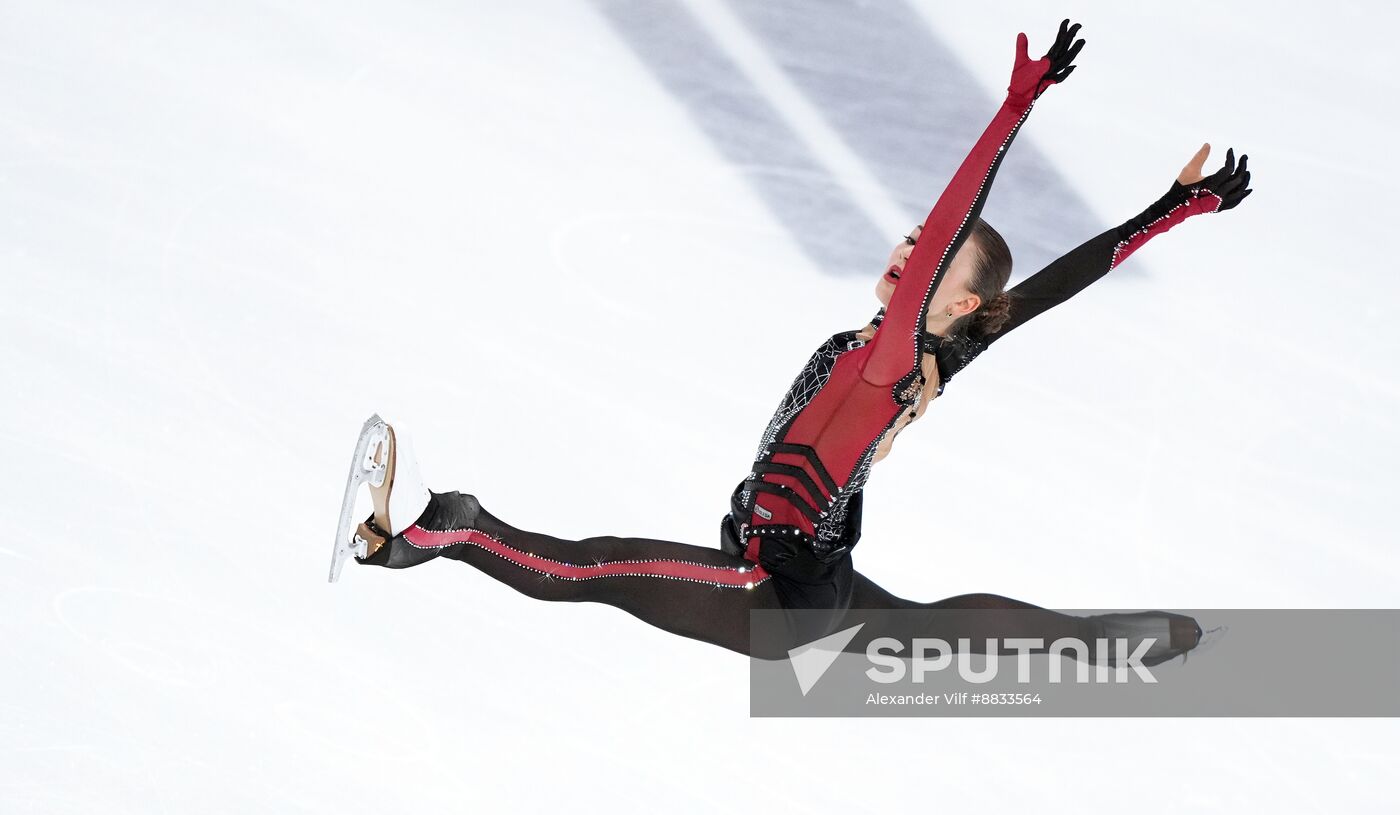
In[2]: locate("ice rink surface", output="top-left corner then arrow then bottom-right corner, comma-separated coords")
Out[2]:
3,0 -> 1398,811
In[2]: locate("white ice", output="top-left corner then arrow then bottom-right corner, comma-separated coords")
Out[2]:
2,1 -> 1398,812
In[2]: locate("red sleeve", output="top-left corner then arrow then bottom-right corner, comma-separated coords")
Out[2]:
861,94 -> 1037,387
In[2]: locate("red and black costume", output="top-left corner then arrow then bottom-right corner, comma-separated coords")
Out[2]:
720,150 -> 1252,611
355,22 -> 1245,659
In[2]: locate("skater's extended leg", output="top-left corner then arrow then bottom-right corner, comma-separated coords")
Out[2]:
357,490 -> 786,656
845,571 -> 1203,665
333,415 -> 814,656
845,573 -> 1096,651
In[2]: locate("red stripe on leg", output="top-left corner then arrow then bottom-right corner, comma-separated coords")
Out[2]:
402,526 -> 770,589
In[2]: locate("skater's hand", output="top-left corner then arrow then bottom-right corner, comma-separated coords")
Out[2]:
1006,18 -> 1084,106
1175,143 -> 1253,211
1114,143 -> 1255,255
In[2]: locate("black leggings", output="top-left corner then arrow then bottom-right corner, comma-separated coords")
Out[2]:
357,491 -> 1124,659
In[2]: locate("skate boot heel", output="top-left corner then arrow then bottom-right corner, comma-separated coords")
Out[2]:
329,414 -> 432,582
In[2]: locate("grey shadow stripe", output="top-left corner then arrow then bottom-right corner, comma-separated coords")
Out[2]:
591,0 -> 887,277
721,0 -> 1111,281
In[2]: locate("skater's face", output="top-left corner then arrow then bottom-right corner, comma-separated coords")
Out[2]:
874,225 -> 983,328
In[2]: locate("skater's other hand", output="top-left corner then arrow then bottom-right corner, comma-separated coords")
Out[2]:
1007,18 -> 1084,105
1176,143 -> 1253,211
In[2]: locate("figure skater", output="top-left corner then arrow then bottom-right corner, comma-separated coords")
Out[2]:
329,19 -> 1250,663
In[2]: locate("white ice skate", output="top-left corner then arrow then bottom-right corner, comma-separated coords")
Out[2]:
329,414 -> 431,582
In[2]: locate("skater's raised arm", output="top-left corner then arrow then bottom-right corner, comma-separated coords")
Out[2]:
979,143 -> 1254,349
862,19 -> 1084,386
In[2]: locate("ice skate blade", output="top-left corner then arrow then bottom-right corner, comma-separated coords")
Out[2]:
329,414 -> 390,583
1194,624 -> 1229,656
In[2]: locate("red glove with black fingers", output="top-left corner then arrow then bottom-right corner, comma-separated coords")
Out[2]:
1110,145 -> 1254,270
1007,18 -> 1084,107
